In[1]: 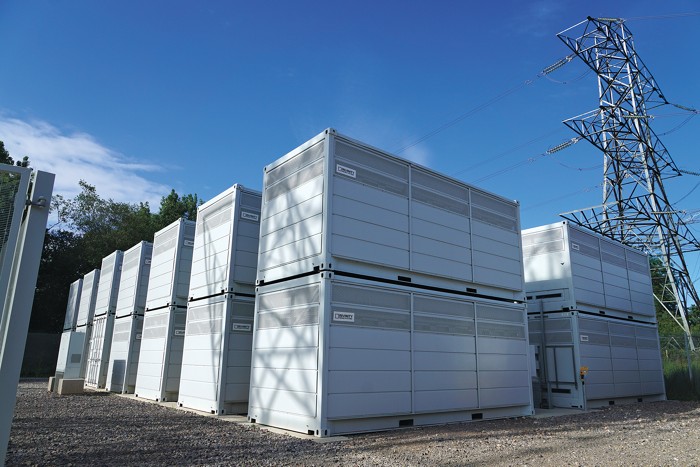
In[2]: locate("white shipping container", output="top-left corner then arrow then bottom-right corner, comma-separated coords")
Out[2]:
75,269 -> 100,328
135,219 -> 194,401
84,251 -> 123,388
85,314 -> 114,388
54,330 -> 85,379
74,269 -> 100,379
145,218 -> 196,310
63,279 -> 83,331
178,294 -> 255,414
257,129 -> 524,302
188,185 -> 261,300
106,242 -> 152,393
135,306 -> 187,402
106,315 -> 144,393
523,221 -> 655,320
248,272 -> 532,437
528,311 -> 665,408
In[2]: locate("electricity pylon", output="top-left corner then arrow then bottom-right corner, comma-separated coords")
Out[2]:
557,17 -> 700,348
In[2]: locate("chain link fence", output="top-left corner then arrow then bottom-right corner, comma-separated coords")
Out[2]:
659,334 -> 700,400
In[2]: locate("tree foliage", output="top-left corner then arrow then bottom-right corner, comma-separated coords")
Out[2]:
30,176 -> 202,333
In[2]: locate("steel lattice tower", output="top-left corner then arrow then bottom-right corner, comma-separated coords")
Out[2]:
557,17 -> 700,346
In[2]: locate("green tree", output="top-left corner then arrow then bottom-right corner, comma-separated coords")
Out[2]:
33,180 -> 203,333
0,140 -> 12,165
156,189 -> 201,227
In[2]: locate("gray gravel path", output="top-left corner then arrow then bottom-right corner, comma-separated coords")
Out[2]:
7,380 -> 700,466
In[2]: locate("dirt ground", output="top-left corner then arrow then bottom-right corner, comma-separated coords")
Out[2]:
7,380 -> 700,466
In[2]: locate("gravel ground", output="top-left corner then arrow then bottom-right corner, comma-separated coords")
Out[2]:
7,380 -> 700,466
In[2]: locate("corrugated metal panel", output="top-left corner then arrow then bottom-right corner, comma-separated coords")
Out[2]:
134,306 -> 187,401
249,273 -> 530,436
63,279 -> 83,330
115,242 -> 152,318
178,294 -> 255,414
94,250 -> 124,317
146,219 -> 195,310
257,129 -> 523,301
188,185 -> 261,300
76,269 -> 100,328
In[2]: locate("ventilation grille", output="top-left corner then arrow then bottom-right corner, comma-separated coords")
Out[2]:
626,250 -> 650,275
471,191 -> 517,218
522,227 -> 565,257
413,295 -> 475,319
335,140 -> 409,181
478,322 -> 525,339
475,304 -> 524,323
257,306 -> 319,329
239,191 -> 261,210
412,168 -> 469,201
153,223 -> 180,257
568,227 -> 600,259
471,206 -> 517,232
544,331 -> 573,344
414,314 -> 474,335
186,301 -> 224,336
611,335 -> 636,347
143,326 -> 167,340
144,313 -> 169,329
258,284 -> 320,311
635,327 -> 657,339
412,186 -> 469,216
266,158 -> 324,202
265,140 -> 325,189
579,318 -> 609,333
332,283 -> 410,311
197,194 -> 233,233
335,158 -> 409,197
602,252 -> 626,268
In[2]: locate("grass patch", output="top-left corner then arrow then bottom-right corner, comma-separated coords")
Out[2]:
663,358 -> 700,400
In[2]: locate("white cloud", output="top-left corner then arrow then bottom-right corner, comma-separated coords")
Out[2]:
0,116 -> 169,208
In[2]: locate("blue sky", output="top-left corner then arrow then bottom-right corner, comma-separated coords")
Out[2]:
1,1 -> 698,251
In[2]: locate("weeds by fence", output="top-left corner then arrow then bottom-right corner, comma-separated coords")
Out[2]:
660,335 -> 700,400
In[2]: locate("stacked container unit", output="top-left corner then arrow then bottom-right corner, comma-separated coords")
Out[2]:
522,221 -> 665,409
55,278 -> 83,379
135,218 -> 196,402
85,250 -> 123,389
74,269 -> 100,379
248,129 -> 532,437
177,185 -> 262,414
106,241 -> 153,393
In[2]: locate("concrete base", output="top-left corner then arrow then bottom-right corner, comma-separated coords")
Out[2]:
47,377 -> 57,392
57,378 -> 84,395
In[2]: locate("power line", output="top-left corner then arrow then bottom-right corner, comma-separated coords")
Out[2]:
625,11 -> 700,21
394,54 -> 574,155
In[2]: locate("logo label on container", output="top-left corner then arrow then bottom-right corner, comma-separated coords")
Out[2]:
580,335 -> 589,342
232,323 -> 252,332
144,259 -> 151,265
336,164 -> 356,179
571,243 -> 580,251
333,311 -> 355,323
174,329 -> 186,337
184,240 -> 195,247
241,211 -> 260,222
136,333 -> 142,340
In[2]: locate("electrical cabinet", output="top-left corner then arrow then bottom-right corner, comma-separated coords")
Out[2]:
524,222 -> 665,408
257,129 -> 524,301
84,251 -> 123,388
106,242 -> 152,393
135,219 -> 195,401
248,272 -> 532,436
